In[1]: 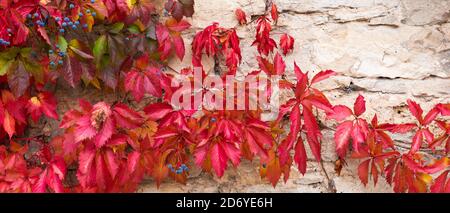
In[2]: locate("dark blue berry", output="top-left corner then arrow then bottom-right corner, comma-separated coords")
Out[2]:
58,60 -> 63,65
59,28 -> 65,33
49,50 -> 53,54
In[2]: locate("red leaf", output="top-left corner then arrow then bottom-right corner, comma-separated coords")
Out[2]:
273,53 -> 286,75
144,103 -> 174,120
437,103 -> 450,116
27,92 -> 58,122
257,56 -> 274,75
311,70 -> 336,85
127,151 -> 140,174
278,103 -> 300,164
166,18 -> 191,32
70,101 -> 117,148
423,106 -> 439,126
92,117 -> 114,148
327,105 -> 353,121
77,147 -> 96,189
387,123 -> 417,133
334,120 -> 353,158
210,143 -> 228,177
353,95 -> 366,117
252,16 -> 276,56
7,61 -> 30,97
279,33 -> 294,55
271,3 -> 278,23
404,155 -> 449,174
422,128 -> 434,144
172,35 -> 185,61
3,111 -> 15,138
421,158 -> 449,174
124,68 -> 162,102
358,159 -> 370,186
431,171 -> 449,193
245,126 -> 272,159
302,106 -> 321,161
304,90 -> 333,112
407,99 -> 423,123
351,119 -> 368,153
410,130 -> 424,154
235,8 -> 247,25
156,18 -> 190,61
74,116 -> 97,142
113,104 -> 144,129
154,128 -> 179,140
289,103 -> 301,139
293,62 -> 306,82
37,27 -> 51,45
371,161 -> 379,186
48,158 -> 67,192
265,151 -> 282,187
222,142 -> 240,167
104,149 -> 119,179
61,56 -> 83,87
293,136 -> 307,175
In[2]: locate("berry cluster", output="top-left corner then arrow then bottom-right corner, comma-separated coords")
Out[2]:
168,164 -> 189,174
48,46 -> 66,67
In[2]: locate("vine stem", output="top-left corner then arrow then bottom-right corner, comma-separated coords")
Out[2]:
319,159 -> 337,193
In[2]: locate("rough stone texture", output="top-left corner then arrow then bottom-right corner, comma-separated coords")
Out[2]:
140,0 -> 450,193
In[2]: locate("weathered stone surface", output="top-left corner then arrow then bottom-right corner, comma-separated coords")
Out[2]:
192,0 -> 266,29
401,0 -> 450,26
141,0 -> 450,193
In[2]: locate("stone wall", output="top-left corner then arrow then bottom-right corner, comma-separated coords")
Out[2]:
139,0 -> 450,192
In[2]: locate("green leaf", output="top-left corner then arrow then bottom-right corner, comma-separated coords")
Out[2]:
109,22 -> 125,34
0,48 -> 20,60
127,25 -> 141,34
93,35 -> 107,66
58,36 -> 68,53
0,59 -> 14,76
23,59 -> 43,83
19,48 -> 32,58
